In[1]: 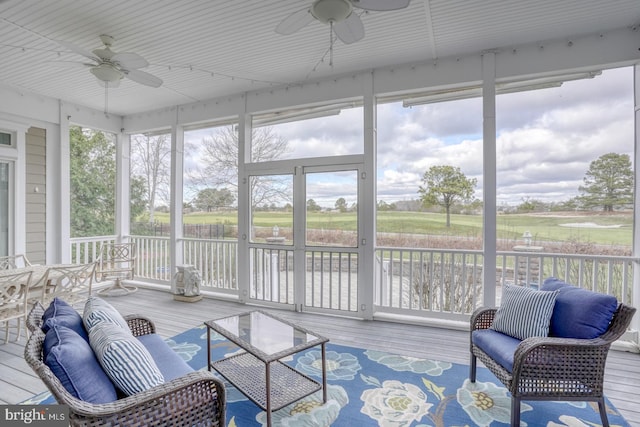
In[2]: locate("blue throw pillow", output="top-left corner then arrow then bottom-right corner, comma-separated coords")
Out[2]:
42,297 -> 89,342
491,284 -> 559,340
541,277 -> 618,339
43,324 -> 117,403
89,321 -> 164,396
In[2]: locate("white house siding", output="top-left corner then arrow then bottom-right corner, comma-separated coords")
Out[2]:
25,127 -> 46,264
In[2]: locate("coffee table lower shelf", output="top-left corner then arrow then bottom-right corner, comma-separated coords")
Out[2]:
210,352 -> 322,411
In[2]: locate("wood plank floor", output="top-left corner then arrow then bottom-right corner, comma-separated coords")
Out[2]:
1,287 -> 639,426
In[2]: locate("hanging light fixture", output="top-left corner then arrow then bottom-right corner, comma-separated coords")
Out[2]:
90,63 -> 124,83
310,0 -> 353,23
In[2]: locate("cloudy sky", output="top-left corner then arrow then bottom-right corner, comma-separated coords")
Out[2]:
184,66 -> 634,208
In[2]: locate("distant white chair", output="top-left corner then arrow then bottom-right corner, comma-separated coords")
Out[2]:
0,270 -> 33,343
96,242 -> 137,296
0,254 -> 32,270
42,263 -> 96,307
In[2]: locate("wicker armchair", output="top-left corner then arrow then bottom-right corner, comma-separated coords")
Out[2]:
25,302 -> 226,427
470,303 -> 636,427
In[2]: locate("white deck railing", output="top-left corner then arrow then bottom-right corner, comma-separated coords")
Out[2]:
70,236 -> 636,319
374,247 -> 636,320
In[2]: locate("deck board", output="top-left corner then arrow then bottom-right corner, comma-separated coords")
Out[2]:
1,287 -> 638,425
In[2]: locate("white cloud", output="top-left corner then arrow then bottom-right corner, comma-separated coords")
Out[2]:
181,66 -> 634,206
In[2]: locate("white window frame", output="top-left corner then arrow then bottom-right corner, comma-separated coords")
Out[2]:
0,120 -> 29,256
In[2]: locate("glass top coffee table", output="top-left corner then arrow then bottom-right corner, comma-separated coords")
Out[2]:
205,310 -> 329,427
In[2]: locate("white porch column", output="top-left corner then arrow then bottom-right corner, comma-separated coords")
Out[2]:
632,64 -> 640,336
237,113 -> 251,304
115,132 -> 130,242
361,71 -> 376,320
58,108 -> 71,263
482,52 -> 497,306
170,122 -> 184,293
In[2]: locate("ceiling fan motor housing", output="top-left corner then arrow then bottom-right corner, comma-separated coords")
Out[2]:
311,0 -> 353,23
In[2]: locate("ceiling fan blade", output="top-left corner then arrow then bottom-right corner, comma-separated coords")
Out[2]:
276,8 -> 314,35
112,52 -> 149,69
351,0 -> 411,11
56,40 -> 99,62
123,69 -> 163,88
333,13 -> 364,44
48,61 -> 93,69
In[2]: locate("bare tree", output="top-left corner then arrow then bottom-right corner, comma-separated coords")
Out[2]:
187,126 -> 291,207
131,133 -> 171,223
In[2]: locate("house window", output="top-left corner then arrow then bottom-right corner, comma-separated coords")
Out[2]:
0,132 -> 10,146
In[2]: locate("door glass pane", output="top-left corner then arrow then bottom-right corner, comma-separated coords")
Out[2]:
250,174 -> 293,244
306,170 -> 358,247
0,162 -> 9,256
0,132 -> 10,146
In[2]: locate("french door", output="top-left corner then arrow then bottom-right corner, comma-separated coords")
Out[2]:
246,160 -> 363,317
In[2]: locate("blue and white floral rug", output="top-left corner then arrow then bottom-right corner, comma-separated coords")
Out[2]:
26,324 -> 630,427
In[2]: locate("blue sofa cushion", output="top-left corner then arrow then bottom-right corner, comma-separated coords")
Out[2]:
42,297 -> 89,342
472,329 -> 521,373
89,321 -> 165,396
137,334 -> 193,381
541,277 -> 618,339
43,324 -> 117,403
491,284 -> 559,340
83,296 -> 130,331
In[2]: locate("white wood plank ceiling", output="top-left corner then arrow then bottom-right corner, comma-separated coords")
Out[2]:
0,0 -> 638,116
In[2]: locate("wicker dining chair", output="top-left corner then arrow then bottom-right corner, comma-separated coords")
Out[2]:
25,302 -> 226,427
470,302 -> 636,427
0,270 -> 33,343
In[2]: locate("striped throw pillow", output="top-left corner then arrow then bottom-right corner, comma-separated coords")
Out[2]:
89,321 -> 164,395
491,284 -> 559,340
83,296 -> 130,331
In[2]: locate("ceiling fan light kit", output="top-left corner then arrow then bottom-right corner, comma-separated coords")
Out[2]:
90,63 -> 123,82
311,0 -> 353,23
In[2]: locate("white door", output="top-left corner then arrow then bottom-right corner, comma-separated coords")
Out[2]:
246,162 -> 363,318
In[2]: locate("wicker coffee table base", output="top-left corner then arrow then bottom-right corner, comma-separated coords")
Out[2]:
212,352 -> 322,411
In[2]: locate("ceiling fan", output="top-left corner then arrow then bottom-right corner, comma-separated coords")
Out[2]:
276,0 -> 412,45
55,34 -> 162,88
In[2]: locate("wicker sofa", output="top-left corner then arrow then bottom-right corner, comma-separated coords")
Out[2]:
470,278 -> 636,427
25,299 -> 225,427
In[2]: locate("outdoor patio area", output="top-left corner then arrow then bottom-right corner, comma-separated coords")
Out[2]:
1,287 -> 638,425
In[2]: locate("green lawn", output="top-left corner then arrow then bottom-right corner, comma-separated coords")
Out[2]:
150,210 -> 633,246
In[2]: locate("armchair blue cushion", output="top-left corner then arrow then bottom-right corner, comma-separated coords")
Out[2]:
541,277 -> 618,339
137,334 -> 193,381
471,329 -> 520,372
